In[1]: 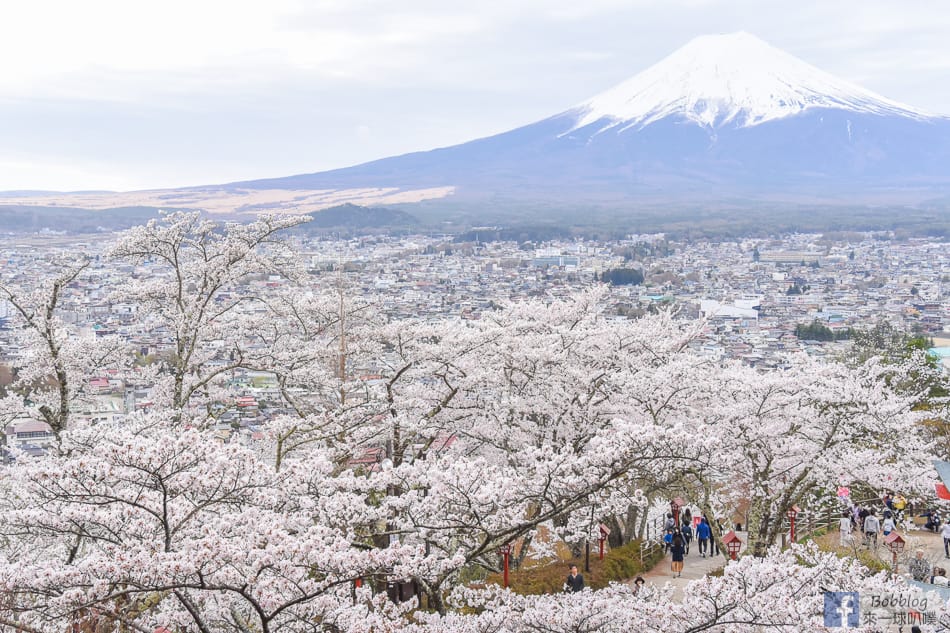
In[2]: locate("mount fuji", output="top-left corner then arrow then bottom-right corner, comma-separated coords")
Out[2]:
237,32 -> 950,218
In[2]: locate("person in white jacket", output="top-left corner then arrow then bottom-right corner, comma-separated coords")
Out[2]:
882,512 -> 896,536
940,521 -> 950,558
863,510 -> 880,548
839,510 -> 853,546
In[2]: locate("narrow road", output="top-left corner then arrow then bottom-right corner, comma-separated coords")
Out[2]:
637,532 -> 746,599
636,528 -> 950,600
878,528 -> 947,576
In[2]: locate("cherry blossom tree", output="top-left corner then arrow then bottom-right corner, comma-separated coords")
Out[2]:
299,292 -> 717,610
231,290 -> 680,611
401,543 -> 948,633
242,285 -> 386,470
0,229 -> 940,632
108,211 -> 308,420
673,357 -> 932,556
0,413 -> 421,633
0,257 -> 127,447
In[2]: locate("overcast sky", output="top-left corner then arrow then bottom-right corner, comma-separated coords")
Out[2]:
2,0 -> 949,191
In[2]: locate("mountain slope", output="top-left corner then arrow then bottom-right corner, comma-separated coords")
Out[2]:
234,32 -> 950,207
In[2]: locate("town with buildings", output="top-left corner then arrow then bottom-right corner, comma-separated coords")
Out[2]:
2,229 -> 948,455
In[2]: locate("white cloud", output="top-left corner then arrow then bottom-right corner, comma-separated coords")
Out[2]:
0,1 -> 488,99
355,125 -> 372,142
0,155 -> 147,191
5,1 -> 950,104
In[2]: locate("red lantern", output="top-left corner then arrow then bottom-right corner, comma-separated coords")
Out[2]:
787,505 -> 800,543
884,532 -> 905,574
722,530 -> 743,561
499,544 -> 512,588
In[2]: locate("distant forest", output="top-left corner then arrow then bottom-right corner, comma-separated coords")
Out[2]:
407,197 -> 950,241
0,205 -> 163,233
4,198 -> 950,239
598,268 -> 645,286
794,319 -> 852,341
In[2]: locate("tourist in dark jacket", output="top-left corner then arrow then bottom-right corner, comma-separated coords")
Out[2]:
671,534 -> 686,577
565,564 -> 585,592
681,522 -> 693,555
696,517 -> 712,558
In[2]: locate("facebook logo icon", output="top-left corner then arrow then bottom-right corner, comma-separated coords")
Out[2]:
824,592 -> 860,627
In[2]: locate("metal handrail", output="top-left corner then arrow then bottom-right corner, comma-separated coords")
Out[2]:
639,537 -> 664,565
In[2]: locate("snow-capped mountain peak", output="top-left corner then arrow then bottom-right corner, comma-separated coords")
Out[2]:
571,31 -> 936,132
227,30 -> 950,210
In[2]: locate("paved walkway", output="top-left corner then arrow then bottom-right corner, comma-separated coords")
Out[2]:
916,528 -> 948,560
874,528 -> 947,576
637,533 -> 747,599
635,528 -> 950,599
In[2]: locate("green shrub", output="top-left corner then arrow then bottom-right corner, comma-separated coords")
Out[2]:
484,540 -> 664,595
812,532 -> 891,573
601,540 -> 662,583
853,548 -> 891,573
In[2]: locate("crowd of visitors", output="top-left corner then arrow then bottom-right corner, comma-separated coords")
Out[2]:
839,493 -> 947,549
658,506 -> 736,577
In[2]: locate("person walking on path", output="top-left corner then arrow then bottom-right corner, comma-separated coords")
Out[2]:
712,520 -> 724,556
882,512 -> 896,537
664,513 -> 675,533
681,521 -> 693,555
863,510 -> 880,548
940,522 -> 950,558
565,564 -> 585,592
839,510 -> 853,547
663,513 -> 676,553
663,530 -> 673,554
696,517 -> 712,558
670,534 -> 685,577
894,495 -> 907,520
